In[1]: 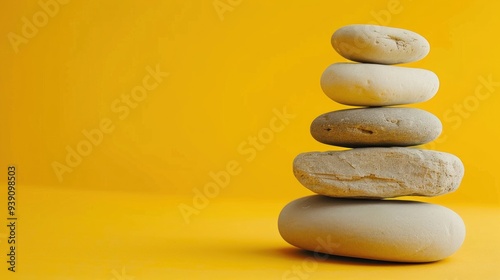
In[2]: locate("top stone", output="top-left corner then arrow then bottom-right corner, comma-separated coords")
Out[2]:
331,24 -> 430,64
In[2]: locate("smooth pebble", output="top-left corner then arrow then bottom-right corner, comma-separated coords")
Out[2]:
320,63 -> 439,106
331,24 -> 430,64
310,107 -> 442,147
278,195 -> 466,262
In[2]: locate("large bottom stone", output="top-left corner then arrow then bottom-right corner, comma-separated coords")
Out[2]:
278,196 -> 466,263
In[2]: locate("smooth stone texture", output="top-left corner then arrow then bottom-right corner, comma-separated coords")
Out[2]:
331,24 -> 430,64
310,107 -> 442,147
320,63 -> 439,106
278,195 -> 466,263
293,148 -> 464,198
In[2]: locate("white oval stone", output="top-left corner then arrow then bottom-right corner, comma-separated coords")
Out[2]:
320,63 -> 439,106
278,195 -> 466,262
331,24 -> 430,64
293,148 -> 464,198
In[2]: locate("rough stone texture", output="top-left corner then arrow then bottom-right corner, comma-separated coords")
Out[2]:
278,195 -> 466,263
293,148 -> 464,198
310,107 -> 442,147
320,63 -> 439,106
331,24 -> 430,64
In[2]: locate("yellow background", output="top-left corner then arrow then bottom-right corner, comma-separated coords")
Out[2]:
1,0 -> 500,279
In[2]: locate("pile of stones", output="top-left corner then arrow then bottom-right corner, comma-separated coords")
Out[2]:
278,25 -> 465,263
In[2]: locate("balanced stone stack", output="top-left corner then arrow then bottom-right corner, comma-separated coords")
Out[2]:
278,25 -> 466,263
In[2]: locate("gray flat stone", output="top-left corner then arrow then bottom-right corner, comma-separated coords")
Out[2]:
310,107 -> 442,147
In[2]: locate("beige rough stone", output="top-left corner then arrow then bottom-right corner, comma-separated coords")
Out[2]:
310,107 -> 442,147
278,195 -> 466,263
331,24 -> 430,64
293,148 -> 464,198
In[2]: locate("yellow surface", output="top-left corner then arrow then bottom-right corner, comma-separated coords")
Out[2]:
1,187 -> 499,280
1,0 -> 500,279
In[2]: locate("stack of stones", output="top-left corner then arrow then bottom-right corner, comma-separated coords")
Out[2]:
278,25 -> 466,263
